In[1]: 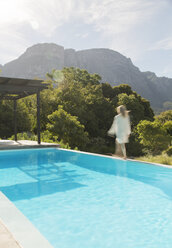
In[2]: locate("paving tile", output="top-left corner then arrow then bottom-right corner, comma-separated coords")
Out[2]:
0,221 -> 21,248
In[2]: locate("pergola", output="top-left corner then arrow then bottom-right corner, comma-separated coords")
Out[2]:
0,76 -> 49,144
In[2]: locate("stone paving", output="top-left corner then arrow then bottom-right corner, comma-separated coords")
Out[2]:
0,221 -> 22,248
0,139 -> 59,150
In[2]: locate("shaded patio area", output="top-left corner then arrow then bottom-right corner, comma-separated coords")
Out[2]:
0,76 -> 49,144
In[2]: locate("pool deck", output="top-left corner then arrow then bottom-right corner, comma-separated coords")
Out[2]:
0,221 -> 21,248
0,140 -> 60,150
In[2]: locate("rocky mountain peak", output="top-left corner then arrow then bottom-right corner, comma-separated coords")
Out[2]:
20,43 -> 64,58
1,43 -> 172,110
143,71 -> 157,80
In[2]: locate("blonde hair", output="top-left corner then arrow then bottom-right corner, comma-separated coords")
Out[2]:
117,105 -> 128,117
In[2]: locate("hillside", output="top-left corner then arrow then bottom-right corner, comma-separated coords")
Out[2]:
1,43 -> 172,110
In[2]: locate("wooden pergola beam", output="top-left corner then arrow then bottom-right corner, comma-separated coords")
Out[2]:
0,84 -> 45,93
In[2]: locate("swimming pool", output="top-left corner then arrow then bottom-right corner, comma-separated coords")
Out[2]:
0,148 -> 172,248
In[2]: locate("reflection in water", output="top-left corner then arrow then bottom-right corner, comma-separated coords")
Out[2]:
0,149 -> 87,201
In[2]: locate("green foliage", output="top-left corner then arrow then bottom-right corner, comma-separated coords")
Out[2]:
135,154 -> 172,165
101,83 -> 117,100
62,67 -> 101,87
41,130 -> 71,149
51,68 -> 115,138
163,121 -> 172,137
0,67 -> 157,156
126,130 -> 144,157
117,93 -> 154,126
0,100 -> 32,138
165,146 -> 172,156
47,105 -> 89,150
39,88 -> 59,131
155,110 -> 172,124
118,93 -> 145,126
137,120 -> 171,154
114,84 -> 134,96
141,98 -> 154,121
86,137 -> 113,154
47,69 -> 64,85
9,132 -> 37,141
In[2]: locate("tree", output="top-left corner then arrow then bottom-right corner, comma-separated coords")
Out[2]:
47,106 -> 89,150
117,93 -> 145,126
137,120 -> 171,154
117,93 -> 154,126
42,68 -> 155,156
163,121 -> 172,146
50,68 -> 115,138
155,110 -> 172,124
0,100 -> 32,138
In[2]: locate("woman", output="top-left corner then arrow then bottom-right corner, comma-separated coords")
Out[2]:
108,105 -> 131,159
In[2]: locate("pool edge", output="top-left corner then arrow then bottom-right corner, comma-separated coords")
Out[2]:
57,147 -> 172,169
0,192 -> 53,248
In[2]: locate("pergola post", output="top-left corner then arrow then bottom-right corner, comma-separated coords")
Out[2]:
14,99 -> 17,141
37,90 -> 41,144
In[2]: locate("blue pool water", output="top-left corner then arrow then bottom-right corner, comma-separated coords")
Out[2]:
0,148 -> 172,248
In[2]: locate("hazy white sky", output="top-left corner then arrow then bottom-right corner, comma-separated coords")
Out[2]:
0,0 -> 172,77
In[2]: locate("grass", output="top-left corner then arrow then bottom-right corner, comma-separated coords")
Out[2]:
135,154 -> 172,166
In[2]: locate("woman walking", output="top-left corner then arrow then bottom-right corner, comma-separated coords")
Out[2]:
108,105 -> 131,159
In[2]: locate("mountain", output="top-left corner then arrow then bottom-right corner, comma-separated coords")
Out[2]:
143,71 -> 172,108
1,43 -> 172,110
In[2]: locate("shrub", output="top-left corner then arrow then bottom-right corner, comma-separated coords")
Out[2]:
137,120 -> 171,154
9,132 -> 37,141
165,146 -> 172,156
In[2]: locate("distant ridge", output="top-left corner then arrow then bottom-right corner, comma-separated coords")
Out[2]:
1,43 -> 172,110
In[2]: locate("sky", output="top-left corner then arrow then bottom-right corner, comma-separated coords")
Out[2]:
0,0 -> 172,77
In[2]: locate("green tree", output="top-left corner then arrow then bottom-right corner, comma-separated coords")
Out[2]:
0,100 -> 32,138
47,106 -> 89,150
117,93 -> 154,126
137,120 -> 170,154
44,68 -> 155,156
118,93 -> 145,126
155,110 -> 172,124
163,121 -> 172,146
50,68 -> 115,138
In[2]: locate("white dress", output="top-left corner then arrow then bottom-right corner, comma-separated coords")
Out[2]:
108,114 -> 131,144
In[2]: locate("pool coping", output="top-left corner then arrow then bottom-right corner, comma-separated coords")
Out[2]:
0,192 -> 53,248
0,140 -> 60,150
57,148 -> 172,169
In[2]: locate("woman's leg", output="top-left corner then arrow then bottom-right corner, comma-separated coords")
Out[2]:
120,143 -> 126,159
115,140 -> 123,157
